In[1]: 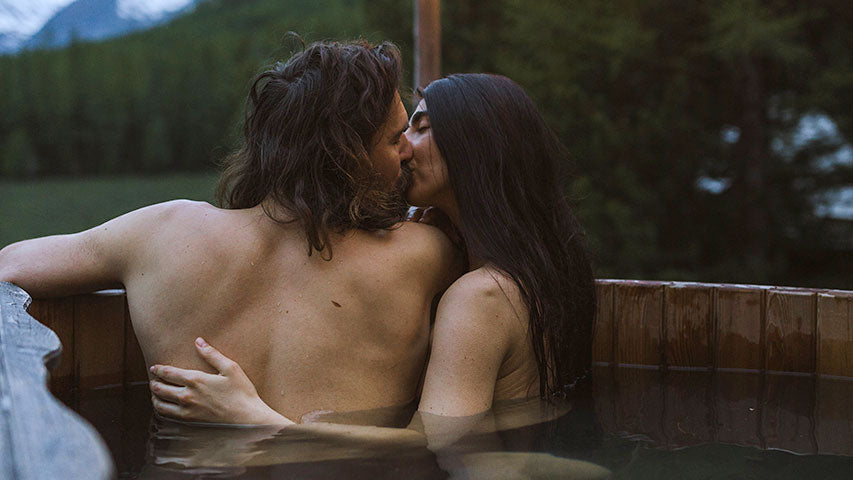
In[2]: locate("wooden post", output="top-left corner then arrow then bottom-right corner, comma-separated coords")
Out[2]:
414,0 -> 441,93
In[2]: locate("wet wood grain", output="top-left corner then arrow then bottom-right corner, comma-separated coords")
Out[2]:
715,286 -> 764,371
123,300 -> 148,385
765,290 -> 816,373
74,291 -> 127,390
816,292 -> 853,377
592,282 -> 614,364
664,284 -> 713,369
28,297 -> 76,396
614,282 -> 664,366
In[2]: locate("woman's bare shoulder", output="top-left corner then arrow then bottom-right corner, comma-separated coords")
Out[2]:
445,266 -> 526,311
438,266 -> 528,335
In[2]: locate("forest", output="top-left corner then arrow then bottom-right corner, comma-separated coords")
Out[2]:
1,0 -> 851,288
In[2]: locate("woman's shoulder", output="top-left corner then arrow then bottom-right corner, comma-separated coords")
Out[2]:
439,266 -> 528,330
446,265 -> 523,302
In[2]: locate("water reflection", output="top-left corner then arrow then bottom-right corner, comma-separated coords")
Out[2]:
141,397 -> 609,479
77,367 -> 853,479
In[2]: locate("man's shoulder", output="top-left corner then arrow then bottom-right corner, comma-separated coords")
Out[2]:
349,222 -> 463,291
358,222 -> 453,258
138,200 -> 228,233
388,222 -> 463,271
111,200 -> 223,253
140,199 -> 217,220
388,221 -> 449,244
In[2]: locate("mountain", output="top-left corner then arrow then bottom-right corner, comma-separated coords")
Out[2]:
0,0 -> 199,53
0,0 -> 75,52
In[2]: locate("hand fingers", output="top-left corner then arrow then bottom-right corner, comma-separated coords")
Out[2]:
194,337 -> 239,375
149,363 -> 203,387
150,379 -> 189,405
151,394 -> 191,420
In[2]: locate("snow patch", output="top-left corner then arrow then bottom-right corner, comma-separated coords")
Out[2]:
116,0 -> 194,21
0,0 -> 75,37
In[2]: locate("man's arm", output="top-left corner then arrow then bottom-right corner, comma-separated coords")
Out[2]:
0,230 -> 120,298
0,201 -> 181,298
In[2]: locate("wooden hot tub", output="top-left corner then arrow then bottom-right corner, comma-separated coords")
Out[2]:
29,279 -> 853,401
4,279 -> 852,476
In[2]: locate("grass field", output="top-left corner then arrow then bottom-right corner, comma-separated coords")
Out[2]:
2,172 -> 851,290
0,172 -> 219,247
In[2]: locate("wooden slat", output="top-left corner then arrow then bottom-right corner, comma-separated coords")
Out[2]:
592,282 -> 614,363
74,292 -> 126,391
29,297 -> 76,397
765,290 -> 816,373
715,286 -> 764,371
614,282 -> 663,366
123,300 -> 148,385
664,284 -> 713,369
816,293 -> 853,377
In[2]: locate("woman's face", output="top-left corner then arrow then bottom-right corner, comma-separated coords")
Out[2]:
404,100 -> 454,208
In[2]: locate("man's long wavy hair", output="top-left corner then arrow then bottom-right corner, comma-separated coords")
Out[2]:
422,74 -> 596,398
217,40 -> 407,258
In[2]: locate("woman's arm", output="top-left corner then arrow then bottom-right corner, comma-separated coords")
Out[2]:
417,270 -> 515,417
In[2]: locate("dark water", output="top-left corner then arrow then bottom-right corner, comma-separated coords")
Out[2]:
74,367 -> 853,479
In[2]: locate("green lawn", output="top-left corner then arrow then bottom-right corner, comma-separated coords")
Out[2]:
0,172 -> 219,247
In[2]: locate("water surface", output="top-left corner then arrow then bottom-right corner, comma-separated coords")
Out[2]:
74,367 -> 853,479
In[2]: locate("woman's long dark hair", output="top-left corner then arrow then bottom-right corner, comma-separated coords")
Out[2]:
423,74 -> 595,398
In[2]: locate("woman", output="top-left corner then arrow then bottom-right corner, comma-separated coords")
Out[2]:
149,73 -> 596,424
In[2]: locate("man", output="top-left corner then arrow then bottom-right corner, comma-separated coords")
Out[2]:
0,40 -> 461,422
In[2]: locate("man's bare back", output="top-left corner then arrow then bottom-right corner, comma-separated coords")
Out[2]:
127,200 -> 457,419
0,199 -> 458,420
